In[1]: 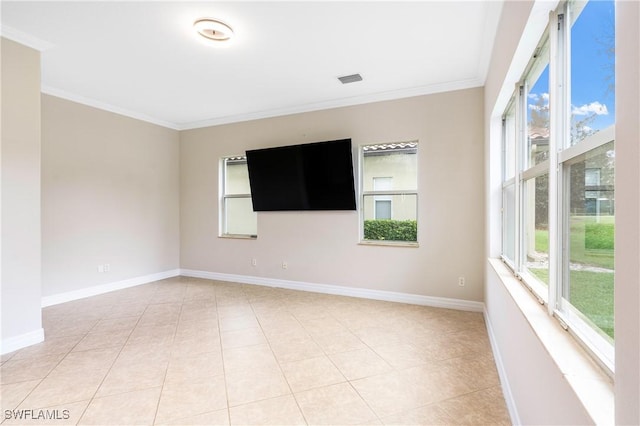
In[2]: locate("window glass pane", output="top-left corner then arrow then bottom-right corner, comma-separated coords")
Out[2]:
526,42 -> 550,167
225,158 -> 251,195
364,194 -> 416,221
569,0 -> 615,146
523,174 -> 549,285
225,197 -> 257,236
503,104 -> 517,180
363,194 -> 417,242
363,144 -> 417,191
564,141 -> 614,340
502,183 -> 516,263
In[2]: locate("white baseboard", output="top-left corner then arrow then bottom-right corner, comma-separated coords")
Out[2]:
484,308 -> 521,425
1,328 -> 45,355
180,269 -> 484,312
41,269 -> 181,307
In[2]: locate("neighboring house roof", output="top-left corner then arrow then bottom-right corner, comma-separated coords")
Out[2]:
363,142 -> 418,153
529,126 -> 549,144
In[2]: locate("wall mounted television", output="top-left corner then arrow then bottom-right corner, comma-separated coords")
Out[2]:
245,138 -> 357,211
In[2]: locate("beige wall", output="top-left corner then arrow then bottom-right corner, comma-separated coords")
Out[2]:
181,88 -> 485,301
485,0 -> 640,424
41,95 -> 180,297
1,38 -> 43,349
614,1 -> 640,422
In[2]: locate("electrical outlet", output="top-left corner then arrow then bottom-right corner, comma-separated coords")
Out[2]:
458,277 -> 465,287
98,265 -> 104,273
251,258 -> 257,267
104,264 -> 110,272
282,261 -> 288,270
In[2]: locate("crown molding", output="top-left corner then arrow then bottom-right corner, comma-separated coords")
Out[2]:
1,25 -> 54,51
41,86 -> 181,130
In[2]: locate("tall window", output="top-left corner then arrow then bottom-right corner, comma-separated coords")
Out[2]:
500,0 -> 615,370
220,156 -> 257,238
361,142 -> 418,244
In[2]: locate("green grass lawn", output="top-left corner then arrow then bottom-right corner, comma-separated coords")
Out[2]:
530,268 -> 614,339
530,216 -> 614,339
535,216 -> 614,269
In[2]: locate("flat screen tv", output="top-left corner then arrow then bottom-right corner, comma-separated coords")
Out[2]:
245,138 -> 357,211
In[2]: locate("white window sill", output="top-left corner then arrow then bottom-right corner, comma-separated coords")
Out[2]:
219,234 -> 257,240
488,258 -> 613,425
358,240 -> 419,248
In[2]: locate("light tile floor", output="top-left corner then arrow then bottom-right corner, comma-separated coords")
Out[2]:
0,277 -> 511,425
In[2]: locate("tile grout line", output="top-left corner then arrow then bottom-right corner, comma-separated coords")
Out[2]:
248,288 -> 310,425
77,284 -> 158,425
8,308 -> 114,422
7,290 -> 158,423
213,279 -> 233,426
326,310 -> 388,424
150,279 -> 186,426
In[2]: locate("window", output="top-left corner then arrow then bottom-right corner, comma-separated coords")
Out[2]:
500,0 -> 615,371
220,156 -> 257,238
361,142 -> 418,244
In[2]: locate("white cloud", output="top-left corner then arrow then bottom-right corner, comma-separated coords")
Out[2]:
528,103 -> 548,111
528,93 -> 550,113
528,92 -> 549,101
572,101 -> 609,116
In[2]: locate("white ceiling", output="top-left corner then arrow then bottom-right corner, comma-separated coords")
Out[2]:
1,1 -> 503,130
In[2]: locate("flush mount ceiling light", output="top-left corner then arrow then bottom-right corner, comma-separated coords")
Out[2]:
194,18 -> 234,42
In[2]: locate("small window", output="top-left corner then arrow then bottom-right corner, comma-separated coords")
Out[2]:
361,142 -> 418,244
220,156 -> 257,238
585,168 -> 601,187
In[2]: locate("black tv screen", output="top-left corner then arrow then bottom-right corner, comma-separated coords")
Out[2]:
245,139 -> 356,211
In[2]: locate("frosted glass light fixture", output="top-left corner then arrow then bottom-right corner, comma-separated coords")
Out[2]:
194,18 -> 234,42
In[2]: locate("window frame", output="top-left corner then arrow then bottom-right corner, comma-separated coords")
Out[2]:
219,155 -> 257,239
359,142 -> 419,246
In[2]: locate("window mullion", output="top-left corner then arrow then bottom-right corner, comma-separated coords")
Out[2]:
515,84 -> 527,274
547,8 -> 567,315
362,190 -> 416,196
521,159 -> 550,181
558,126 -> 616,164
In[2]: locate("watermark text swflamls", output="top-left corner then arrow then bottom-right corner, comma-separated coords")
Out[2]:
4,409 -> 70,421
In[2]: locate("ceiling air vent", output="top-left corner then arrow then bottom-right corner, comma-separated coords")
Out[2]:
338,73 -> 363,84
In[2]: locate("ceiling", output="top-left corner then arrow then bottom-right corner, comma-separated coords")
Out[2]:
1,1 -> 503,130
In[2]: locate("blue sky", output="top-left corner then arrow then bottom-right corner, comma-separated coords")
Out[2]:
529,0 -> 615,132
